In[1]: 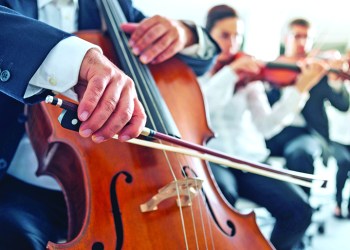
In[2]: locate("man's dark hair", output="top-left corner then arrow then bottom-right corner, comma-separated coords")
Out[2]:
288,18 -> 310,29
206,5 -> 238,32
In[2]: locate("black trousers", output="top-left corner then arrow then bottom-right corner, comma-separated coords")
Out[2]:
267,126 -> 350,208
266,127 -> 323,196
331,142 -> 350,209
211,163 -> 312,250
0,175 -> 67,250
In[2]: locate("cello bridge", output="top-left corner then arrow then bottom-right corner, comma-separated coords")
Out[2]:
140,178 -> 203,213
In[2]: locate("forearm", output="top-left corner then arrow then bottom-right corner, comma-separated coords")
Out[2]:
250,85 -> 309,139
328,85 -> 350,111
199,66 -> 238,111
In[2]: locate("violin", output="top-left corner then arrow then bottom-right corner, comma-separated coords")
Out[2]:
25,0 -> 274,249
215,52 -> 350,88
261,55 -> 350,86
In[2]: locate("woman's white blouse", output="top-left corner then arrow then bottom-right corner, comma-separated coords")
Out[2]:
198,65 -> 309,162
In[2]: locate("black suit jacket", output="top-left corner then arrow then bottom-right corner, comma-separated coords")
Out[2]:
267,76 -> 350,141
302,76 -> 349,141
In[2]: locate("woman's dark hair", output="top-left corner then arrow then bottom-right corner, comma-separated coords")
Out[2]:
205,5 -> 239,32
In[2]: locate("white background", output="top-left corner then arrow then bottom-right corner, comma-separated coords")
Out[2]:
134,0 -> 350,60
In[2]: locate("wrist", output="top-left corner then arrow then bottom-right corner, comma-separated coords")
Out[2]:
294,80 -> 309,93
79,48 -> 102,80
179,20 -> 198,47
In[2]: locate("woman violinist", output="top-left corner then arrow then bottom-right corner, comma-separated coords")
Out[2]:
265,19 -> 350,217
198,5 -> 328,250
0,1 -> 219,249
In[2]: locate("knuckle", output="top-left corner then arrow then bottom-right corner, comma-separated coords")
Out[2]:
103,98 -> 118,113
145,30 -> 158,41
103,66 -> 114,77
91,78 -> 105,95
135,26 -> 145,36
104,124 -> 121,138
86,93 -> 99,108
124,77 -> 135,90
120,108 -> 133,124
140,108 -> 147,121
103,112 -> 132,138
154,15 -> 162,21
167,45 -> 177,55
149,46 -> 162,56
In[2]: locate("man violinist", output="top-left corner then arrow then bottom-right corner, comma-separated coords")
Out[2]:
265,19 -> 350,218
0,1 -> 219,249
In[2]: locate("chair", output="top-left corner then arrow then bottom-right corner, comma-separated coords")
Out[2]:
267,156 -> 331,247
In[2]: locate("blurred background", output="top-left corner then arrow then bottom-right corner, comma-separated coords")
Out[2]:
133,2 -> 350,249
134,0 -> 350,60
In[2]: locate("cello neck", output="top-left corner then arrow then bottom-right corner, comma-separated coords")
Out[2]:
99,0 -> 181,137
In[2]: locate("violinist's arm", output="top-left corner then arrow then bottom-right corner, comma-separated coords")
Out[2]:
248,61 -> 328,139
247,82 -> 309,139
198,66 -> 239,112
327,76 -> 350,112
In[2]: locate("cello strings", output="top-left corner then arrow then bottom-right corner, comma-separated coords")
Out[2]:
103,2 -> 208,247
105,0 -> 211,247
101,0 -> 198,248
123,27 -> 214,250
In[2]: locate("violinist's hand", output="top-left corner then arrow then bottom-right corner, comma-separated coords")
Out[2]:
74,48 -> 147,143
328,59 -> 348,81
121,15 -> 197,64
229,56 -> 261,75
295,60 -> 329,93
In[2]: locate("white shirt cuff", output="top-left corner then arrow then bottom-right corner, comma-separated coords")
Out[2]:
25,36 -> 102,99
179,24 -> 217,60
283,86 -> 310,110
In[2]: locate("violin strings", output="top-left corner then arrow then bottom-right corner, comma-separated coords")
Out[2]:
102,0 -> 204,248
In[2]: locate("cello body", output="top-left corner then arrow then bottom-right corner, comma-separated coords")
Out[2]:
26,30 -> 273,250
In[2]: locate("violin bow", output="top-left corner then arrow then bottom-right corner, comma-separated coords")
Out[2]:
45,96 -> 328,188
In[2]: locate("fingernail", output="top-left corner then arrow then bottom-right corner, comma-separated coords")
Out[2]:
132,47 -> 140,55
140,55 -> 149,64
80,129 -> 92,137
80,111 -> 89,121
92,136 -> 105,143
129,40 -> 135,47
119,135 -> 131,141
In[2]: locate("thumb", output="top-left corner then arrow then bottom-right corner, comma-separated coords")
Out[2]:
120,22 -> 138,33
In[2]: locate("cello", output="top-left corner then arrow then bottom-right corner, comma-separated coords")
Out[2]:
26,0 -> 273,249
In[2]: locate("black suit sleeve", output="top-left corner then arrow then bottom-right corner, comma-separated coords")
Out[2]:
0,6 -> 71,104
327,83 -> 350,112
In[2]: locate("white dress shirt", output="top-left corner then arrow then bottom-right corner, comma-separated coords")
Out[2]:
199,65 -> 309,162
328,82 -> 350,145
24,0 -> 100,100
